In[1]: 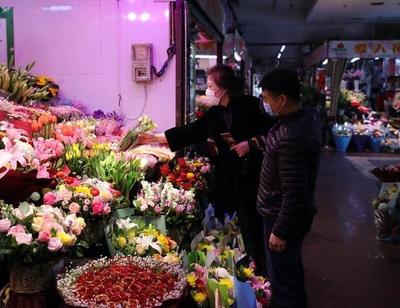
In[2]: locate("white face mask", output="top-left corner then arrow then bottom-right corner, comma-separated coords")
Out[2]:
205,88 -> 221,106
262,99 -> 277,117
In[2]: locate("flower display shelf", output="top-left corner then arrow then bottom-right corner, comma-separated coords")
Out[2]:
57,256 -> 187,307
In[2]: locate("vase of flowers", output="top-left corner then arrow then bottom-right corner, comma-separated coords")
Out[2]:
370,129 -> 384,153
332,124 -> 353,152
351,124 -> 370,152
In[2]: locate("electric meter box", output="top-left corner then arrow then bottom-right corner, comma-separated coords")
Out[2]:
131,43 -> 153,82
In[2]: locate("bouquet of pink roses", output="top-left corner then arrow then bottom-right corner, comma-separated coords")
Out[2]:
0,200 -> 87,266
43,176 -> 122,222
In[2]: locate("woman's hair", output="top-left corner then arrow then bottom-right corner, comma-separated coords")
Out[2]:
208,64 -> 243,98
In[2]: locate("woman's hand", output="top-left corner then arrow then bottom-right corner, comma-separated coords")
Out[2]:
137,132 -> 156,145
231,141 -> 250,157
137,133 -> 168,145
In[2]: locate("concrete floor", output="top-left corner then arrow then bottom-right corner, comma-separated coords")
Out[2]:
304,151 -> 400,308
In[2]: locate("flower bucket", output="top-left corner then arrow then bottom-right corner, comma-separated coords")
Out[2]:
333,135 -> 351,152
81,220 -> 106,246
353,135 -> 369,152
370,137 -> 383,153
9,260 -> 61,294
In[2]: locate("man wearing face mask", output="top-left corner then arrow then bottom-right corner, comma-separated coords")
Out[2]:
257,69 -> 321,308
138,64 -> 275,274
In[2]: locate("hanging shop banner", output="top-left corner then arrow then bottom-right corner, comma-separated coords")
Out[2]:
328,40 -> 400,59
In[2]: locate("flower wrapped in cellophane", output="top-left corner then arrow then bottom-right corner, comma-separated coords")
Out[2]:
111,217 -> 180,264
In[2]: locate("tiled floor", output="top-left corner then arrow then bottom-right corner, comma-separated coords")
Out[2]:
304,150 -> 400,308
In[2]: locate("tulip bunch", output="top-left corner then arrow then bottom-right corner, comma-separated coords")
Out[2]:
31,113 -> 57,139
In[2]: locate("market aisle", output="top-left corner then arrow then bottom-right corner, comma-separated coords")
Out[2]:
303,150 -> 400,308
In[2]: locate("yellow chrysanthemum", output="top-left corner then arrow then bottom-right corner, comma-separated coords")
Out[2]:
116,236 -> 127,249
186,172 -> 195,179
157,235 -> 170,252
242,267 -> 254,279
187,273 -> 197,287
75,186 -> 91,196
228,297 -> 235,306
127,229 -> 136,242
219,278 -> 234,290
197,242 -> 212,252
143,226 -> 159,237
193,291 -> 207,304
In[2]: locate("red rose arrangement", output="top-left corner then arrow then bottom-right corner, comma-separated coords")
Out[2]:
160,157 -> 211,193
57,256 -> 187,307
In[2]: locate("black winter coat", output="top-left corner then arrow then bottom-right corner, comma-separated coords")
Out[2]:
256,108 -> 321,240
165,95 -> 273,218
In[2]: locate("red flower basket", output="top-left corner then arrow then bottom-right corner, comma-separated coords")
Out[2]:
0,170 -> 53,205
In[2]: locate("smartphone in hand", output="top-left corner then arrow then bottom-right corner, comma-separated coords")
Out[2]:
220,132 -> 237,147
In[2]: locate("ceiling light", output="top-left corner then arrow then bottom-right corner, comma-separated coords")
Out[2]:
350,57 -> 360,63
277,53 -> 282,59
139,12 -> 151,22
280,45 -> 286,53
322,59 -> 328,65
234,51 -> 242,62
128,12 -> 137,21
195,55 -> 217,59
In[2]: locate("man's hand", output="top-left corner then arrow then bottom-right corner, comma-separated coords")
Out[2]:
269,233 -> 287,252
231,141 -> 250,157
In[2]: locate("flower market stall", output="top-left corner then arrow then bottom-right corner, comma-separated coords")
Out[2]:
0,61 -> 271,308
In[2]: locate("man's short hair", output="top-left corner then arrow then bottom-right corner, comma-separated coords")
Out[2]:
259,69 -> 301,102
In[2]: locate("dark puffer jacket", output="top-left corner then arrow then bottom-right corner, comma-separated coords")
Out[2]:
256,108 -> 321,240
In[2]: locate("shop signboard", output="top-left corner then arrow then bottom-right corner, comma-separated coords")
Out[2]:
328,40 -> 400,59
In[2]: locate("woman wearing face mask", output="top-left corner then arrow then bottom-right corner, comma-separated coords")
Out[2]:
138,64 -> 274,274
